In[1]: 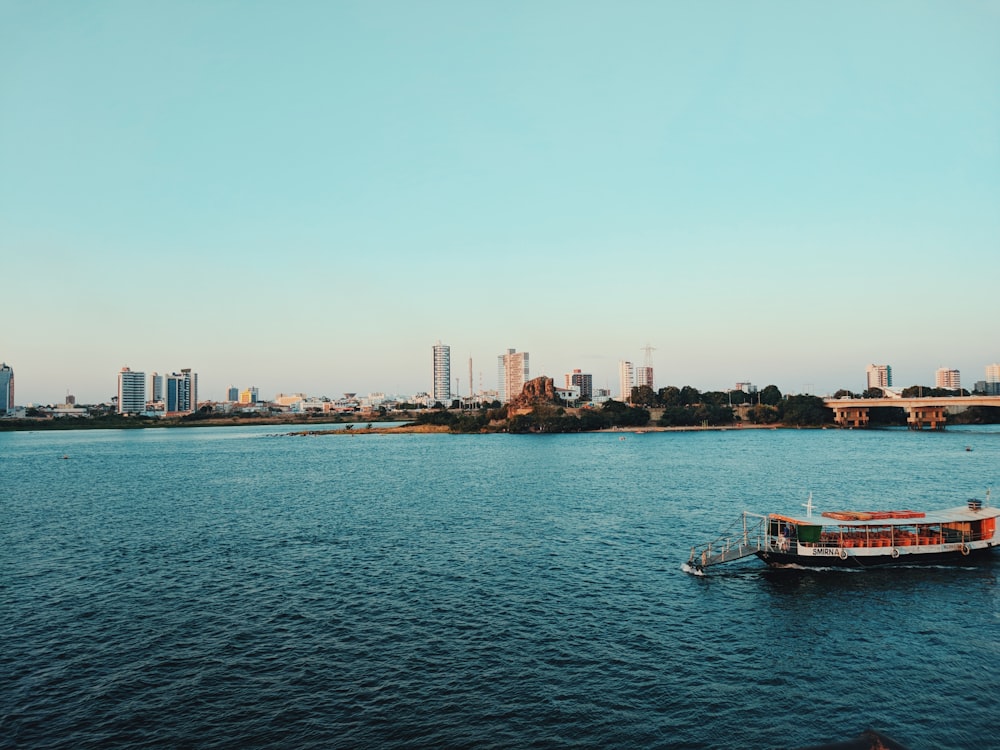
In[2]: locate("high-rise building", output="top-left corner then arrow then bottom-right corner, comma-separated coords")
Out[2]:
935,368 -> 961,390
239,387 -> 259,404
866,364 -> 892,390
433,342 -> 451,404
619,360 -> 635,402
636,366 -> 654,390
0,362 -> 14,416
150,372 -> 163,402
117,367 -> 146,415
566,369 -> 593,400
978,365 -> 1000,395
165,369 -> 198,415
227,385 -> 239,402
499,349 -> 529,403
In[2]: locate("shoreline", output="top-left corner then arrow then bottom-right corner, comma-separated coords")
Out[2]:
284,422 -> 796,437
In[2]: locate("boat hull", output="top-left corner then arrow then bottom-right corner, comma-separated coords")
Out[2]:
756,545 -> 995,569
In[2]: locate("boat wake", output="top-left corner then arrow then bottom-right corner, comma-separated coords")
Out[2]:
767,563 -> 863,573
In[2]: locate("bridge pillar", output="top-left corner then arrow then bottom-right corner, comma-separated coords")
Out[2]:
833,406 -> 869,428
907,406 -> 946,430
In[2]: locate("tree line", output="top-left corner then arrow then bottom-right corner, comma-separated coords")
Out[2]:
412,385 -> 839,433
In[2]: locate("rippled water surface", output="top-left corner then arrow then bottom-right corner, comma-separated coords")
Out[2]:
2,425 -> 998,749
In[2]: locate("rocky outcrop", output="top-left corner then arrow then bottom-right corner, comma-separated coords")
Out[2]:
507,376 -> 558,414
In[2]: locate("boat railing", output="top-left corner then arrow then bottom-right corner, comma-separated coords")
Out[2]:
688,512 -> 768,570
792,526 -> 995,549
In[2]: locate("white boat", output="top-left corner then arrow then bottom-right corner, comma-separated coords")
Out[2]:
688,490 -> 998,572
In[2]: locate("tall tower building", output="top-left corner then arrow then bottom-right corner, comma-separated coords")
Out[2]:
498,349 -> 529,403
866,364 -> 892,390
985,364 -> 1000,384
118,367 -> 146,415
619,360 -> 635,402
150,372 -> 163,403
566,369 -> 593,400
433,342 -> 451,404
165,369 -> 198,415
0,362 -> 14,416
935,368 -> 961,390
638,344 -> 655,393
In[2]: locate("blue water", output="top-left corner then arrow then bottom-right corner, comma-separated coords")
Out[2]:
2,425 -> 998,749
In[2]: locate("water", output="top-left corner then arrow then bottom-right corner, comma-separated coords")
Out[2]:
2,425 -> 998,749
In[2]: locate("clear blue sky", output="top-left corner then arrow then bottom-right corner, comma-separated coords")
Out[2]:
3,1 -> 998,404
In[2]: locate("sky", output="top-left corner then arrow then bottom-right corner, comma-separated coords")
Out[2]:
2,1 -> 999,405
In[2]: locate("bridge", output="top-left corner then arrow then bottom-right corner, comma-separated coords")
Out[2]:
822,395 -> 1000,430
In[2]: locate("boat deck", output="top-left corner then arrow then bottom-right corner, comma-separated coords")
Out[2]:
774,504 -> 999,528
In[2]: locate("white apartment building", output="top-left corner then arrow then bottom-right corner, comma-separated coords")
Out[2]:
619,360 -> 635,402
866,364 -> 892,390
433,342 -> 451,404
499,349 -> 529,403
934,368 -> 961,390
117,366 -> 146,414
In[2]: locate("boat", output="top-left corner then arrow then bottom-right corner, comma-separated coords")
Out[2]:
687,490 -> 998,572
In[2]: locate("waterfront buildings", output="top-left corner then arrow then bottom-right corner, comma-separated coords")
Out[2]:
566,369 -> 593,401
981,364 -> 1000,395
935,368 -> 961,390
117,367 -> 146,415
239,387 -> 259,404
555,385 -> 581,404
619,360 -> 634,402
0,362 -> 13,416
635,365 -> 654,391
227,385 -> 240,402
150,372 -> 163,403
866,364 -> 892,390
498,349 -> 529,403
165,369 -> 197,415
433,342 -> 451,404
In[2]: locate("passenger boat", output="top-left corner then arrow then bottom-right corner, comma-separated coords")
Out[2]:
687,491 -> 998,572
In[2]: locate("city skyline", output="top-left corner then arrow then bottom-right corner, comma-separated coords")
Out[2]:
3,352 -> 1000,409
3,3 -> 998,404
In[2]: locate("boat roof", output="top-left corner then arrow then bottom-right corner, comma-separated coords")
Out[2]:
773,504 -> 1000,527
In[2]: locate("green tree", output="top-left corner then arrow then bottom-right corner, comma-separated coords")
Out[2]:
578,410 -> 610,431
631,385 -> 659,406
602,399 -> 628,414
759,385 -> 783,406
658,386 -> 681,406
701,391 -> 729,407
679,386 -> 701,406
748,404 -> 781,424
782,395 -> 833,426
658,406 -> 697,427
